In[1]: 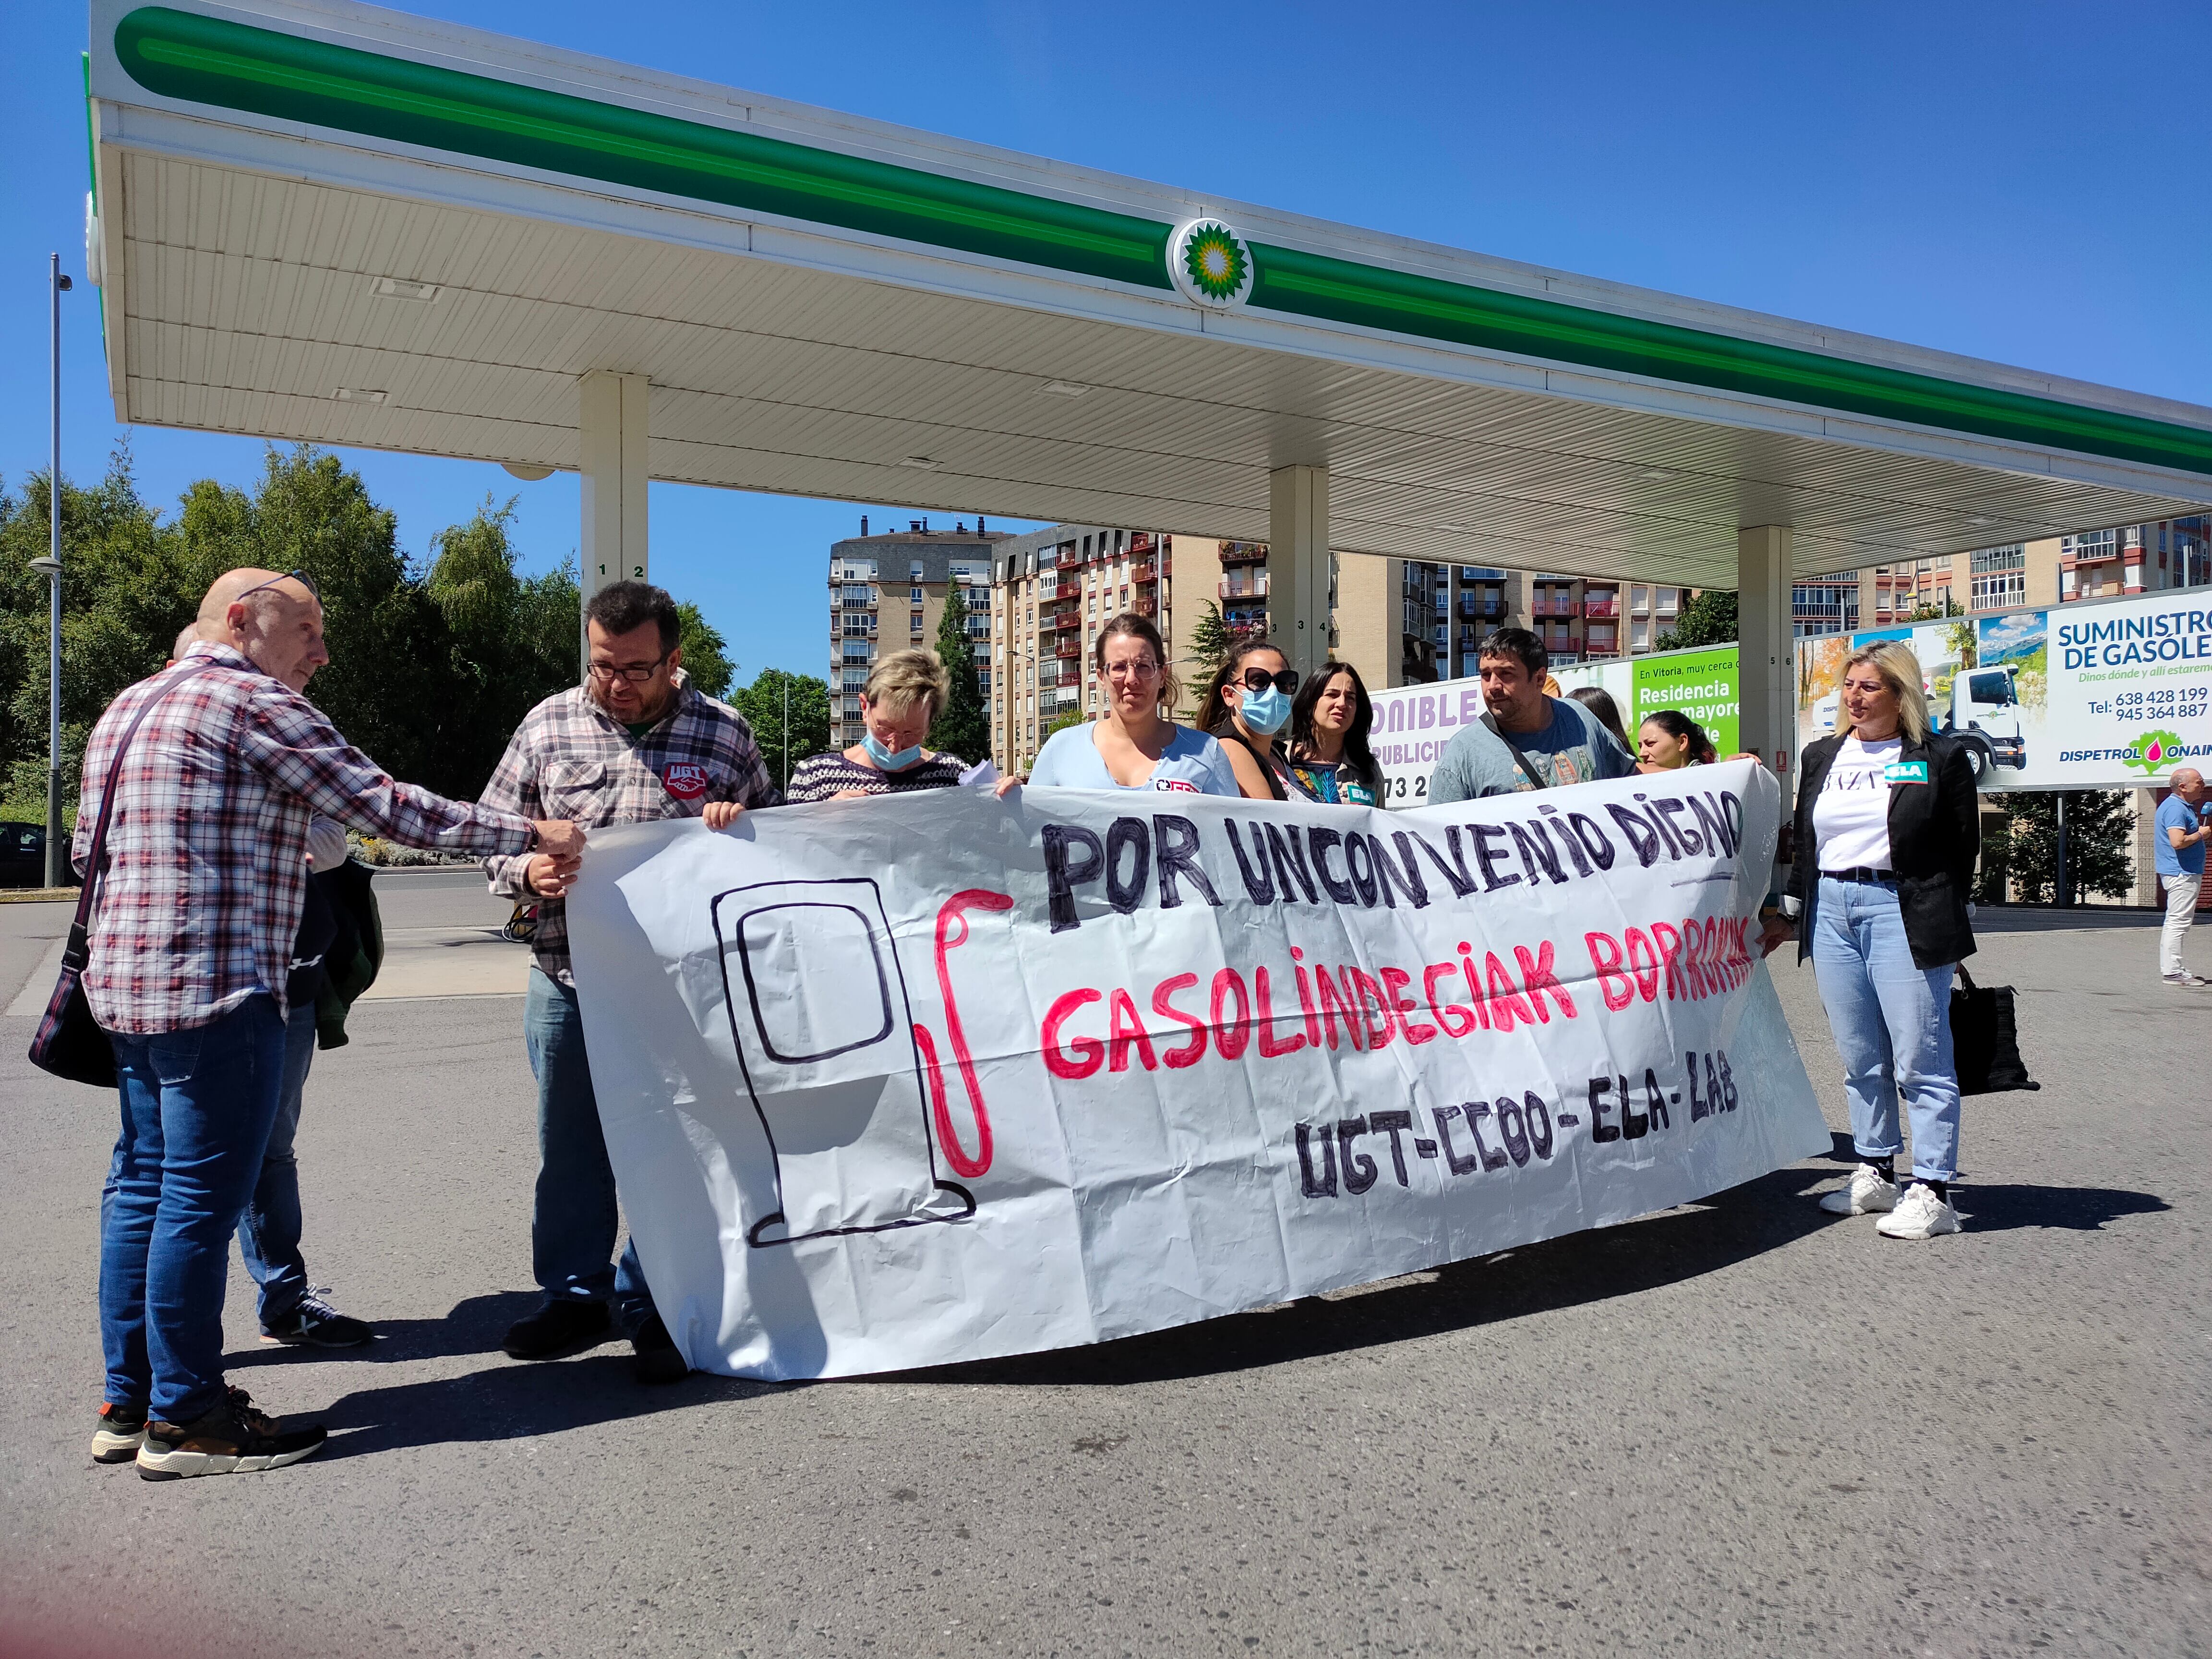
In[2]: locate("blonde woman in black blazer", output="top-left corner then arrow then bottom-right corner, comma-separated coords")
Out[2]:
1763,640 -> 1979,1241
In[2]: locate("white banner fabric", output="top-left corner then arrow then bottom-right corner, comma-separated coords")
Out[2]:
567,760 -> 1827,1381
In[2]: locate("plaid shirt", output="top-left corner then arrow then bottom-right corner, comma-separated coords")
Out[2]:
481,679 -> 780,983
73,643 -> 535,1035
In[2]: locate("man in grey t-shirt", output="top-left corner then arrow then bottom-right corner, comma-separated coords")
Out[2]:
1429,627 -> 1635,803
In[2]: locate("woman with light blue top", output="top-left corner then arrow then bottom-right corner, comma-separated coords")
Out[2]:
1026,613 -> 1241,796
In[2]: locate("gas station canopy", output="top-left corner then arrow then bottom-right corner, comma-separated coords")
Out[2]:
80,0 -> 2212,744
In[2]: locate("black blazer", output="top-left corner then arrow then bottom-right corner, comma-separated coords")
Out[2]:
1785,729 -> 1980,969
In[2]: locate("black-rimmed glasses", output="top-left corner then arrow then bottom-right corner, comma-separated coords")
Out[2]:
586,653 -> 671,684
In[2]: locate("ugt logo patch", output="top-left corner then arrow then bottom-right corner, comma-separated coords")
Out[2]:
663,761 -> 709,800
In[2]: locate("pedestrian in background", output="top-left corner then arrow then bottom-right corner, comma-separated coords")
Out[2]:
84,569 -> 573,1479
1637,709 -> 1718,771
1027,614 -> 1239,795
787,649 -> 963,802
2153,768 -> 2210,986
481,580 -> 779,1383
1285,661 -> 1379,806
1764,640 -> 1978,1242
1567,685 -> 1631,753
1429,628 -> 1635,801
1197,640 -> 1300,801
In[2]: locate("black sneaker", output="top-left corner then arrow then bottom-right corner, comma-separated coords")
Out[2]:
261,1294 -> 373,1348
631,1311 -> 689,1385
136,1389 -> 326,1480
502,1298 -> 611,1360
91,1400 -> 147,1465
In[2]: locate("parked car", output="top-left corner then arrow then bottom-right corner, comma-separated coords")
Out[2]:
0,821 -> 75,889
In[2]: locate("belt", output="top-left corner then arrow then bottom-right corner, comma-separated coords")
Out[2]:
1822,867 -> 1896,883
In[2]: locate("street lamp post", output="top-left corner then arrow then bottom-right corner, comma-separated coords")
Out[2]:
37,252 -> 73,889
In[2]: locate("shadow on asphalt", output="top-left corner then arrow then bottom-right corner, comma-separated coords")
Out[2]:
903,1160 -> 1846,1388
226,1289 -> 544,1372
1956,1184 -> 2170,1233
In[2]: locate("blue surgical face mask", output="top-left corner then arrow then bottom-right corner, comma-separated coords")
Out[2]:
1238,685 -> 1291,737
861,729 -> 925,770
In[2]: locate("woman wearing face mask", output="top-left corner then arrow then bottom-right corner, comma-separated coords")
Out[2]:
1026,614 -> 1241,794
1196,640 -> 1299,801
1286,661 -> 1380,806
786,649 -> 966,802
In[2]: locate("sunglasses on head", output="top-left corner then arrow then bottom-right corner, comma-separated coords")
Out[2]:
234,568 -> 322,604
1239,666 -> 1300,696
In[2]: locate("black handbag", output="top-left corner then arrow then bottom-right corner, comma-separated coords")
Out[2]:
1949,963 -> 2037,1095
28,662 -> 213,1088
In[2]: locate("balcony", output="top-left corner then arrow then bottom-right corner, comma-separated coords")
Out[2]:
1129,532 -> 1155,555
1131,562 -> 1156,583
1054,610 -> 1082,630
1135,597 -> 1157,617
1220,576 -> 1270,600
1218,540 -> 1268,566
1582,597 -> 1619,618
1529,597 -> 1582,618
1458,595 -> 1503,621
1056,639 -> 1082,659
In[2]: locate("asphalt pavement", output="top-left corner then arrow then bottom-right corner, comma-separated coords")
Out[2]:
1,882 -> 2205,1659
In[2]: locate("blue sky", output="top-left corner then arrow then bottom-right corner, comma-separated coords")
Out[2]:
3,0 -> 2207,680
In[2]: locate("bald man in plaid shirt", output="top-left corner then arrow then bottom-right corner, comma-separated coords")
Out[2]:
81,569 -> 584,1480
480,580 -> 780,1381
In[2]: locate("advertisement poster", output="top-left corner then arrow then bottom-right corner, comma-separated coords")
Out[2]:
567,770 -> 1825,1381
1796,591 -> 2212,789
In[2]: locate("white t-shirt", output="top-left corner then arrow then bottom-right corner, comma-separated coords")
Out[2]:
1812,736 -> 1902,871
1026,721 -> 1243,796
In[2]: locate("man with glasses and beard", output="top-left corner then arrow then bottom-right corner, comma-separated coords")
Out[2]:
480,581 -> 779,1382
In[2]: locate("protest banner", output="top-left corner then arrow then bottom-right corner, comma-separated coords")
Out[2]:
567,761 -> 1827,1381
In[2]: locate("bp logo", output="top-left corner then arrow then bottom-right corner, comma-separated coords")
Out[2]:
2123,729 -> 2185,776
1168,219 -> 1254,310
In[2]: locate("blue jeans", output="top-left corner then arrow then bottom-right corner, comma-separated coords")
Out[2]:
1810,876 -> 1962,1183
523,967 -> 654,1334
101,994 -> 288,1422
236,998 -> 319,1326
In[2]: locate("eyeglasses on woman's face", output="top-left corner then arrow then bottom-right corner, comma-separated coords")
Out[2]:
1238,666 -> 1299,696
1103,654 -> 1161,680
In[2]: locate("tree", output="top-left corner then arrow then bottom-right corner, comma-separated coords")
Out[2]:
731,668 -> 831,792
675,601 -> 735,698
1910,595 -> 1965,621
1186,599 -> 1238,683
1042,708 -> 1089,745
1656,589 -> 1736,650
1980,790 -> 2134,904
926,586 -> 990,763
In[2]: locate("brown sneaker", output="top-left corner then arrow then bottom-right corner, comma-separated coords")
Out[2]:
135,1388 -> 326,1481
91,1400 -> 147,1465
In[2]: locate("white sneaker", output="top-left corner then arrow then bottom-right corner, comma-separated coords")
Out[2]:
1818,1164 -> 1899,1215
1876,1182 -> 1962,1240
2162,973 -> 2208,988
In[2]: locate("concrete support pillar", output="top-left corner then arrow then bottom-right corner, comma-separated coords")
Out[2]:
579,370 -> 650,630
1737,524 -> 1794,782
1446,563 -> 1462,679
1269,465 -> 1332,679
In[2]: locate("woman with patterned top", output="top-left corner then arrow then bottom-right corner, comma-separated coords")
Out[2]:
787,649 -> 968,802
1285,661 -> 1380,806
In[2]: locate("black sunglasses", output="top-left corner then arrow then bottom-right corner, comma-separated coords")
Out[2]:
1239,666 -> 1300,696
234,568 -> 322,604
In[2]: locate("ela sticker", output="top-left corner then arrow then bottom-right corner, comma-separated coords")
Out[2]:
1883,760 -> 1929,784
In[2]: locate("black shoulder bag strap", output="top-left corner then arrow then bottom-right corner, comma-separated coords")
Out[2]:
1480,712 -> 1551,792
1219,726 -> 1288,800
29,661 -> 217,1085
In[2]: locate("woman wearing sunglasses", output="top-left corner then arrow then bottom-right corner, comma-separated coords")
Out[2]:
1026,613 -> 1242,795
1196,641 -> 1300,801
1285,661 -> 1380,806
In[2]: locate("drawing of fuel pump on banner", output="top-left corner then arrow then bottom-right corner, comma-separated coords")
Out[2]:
709,878 -> 1009,1247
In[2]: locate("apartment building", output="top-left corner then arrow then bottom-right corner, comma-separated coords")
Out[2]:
826,517 -> 1006,749
987,524 -> 1206,772
2058,515 -> 2209,603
